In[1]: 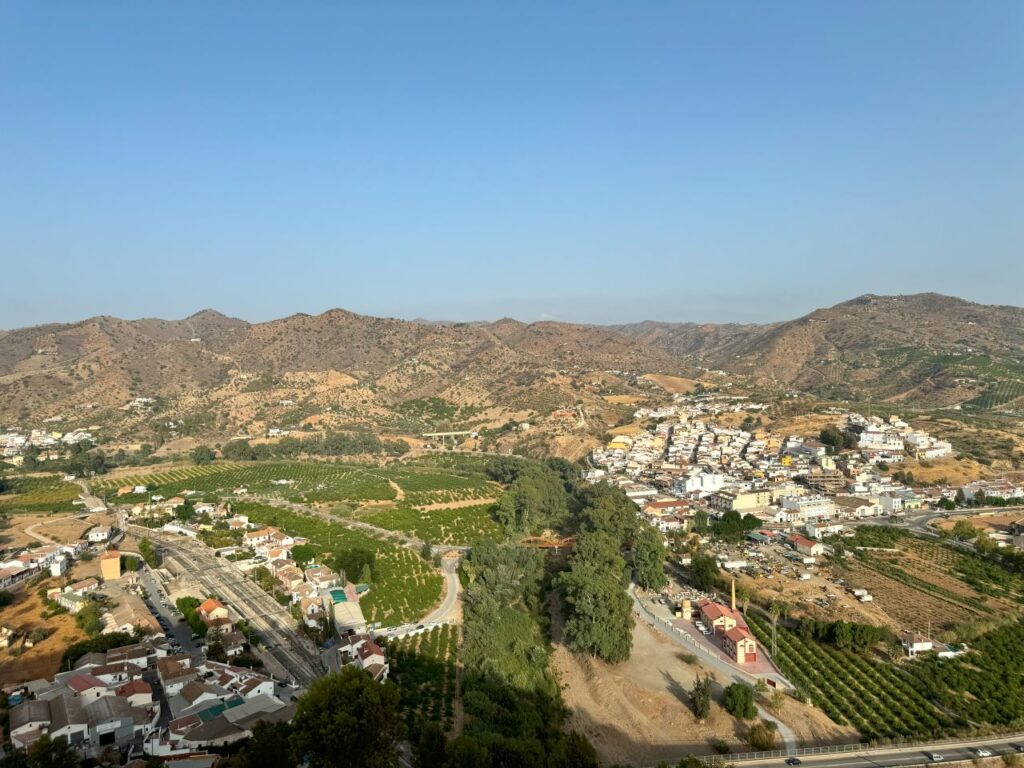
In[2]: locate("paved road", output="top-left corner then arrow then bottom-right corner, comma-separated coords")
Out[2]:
125,524 -> 322,687
422,557 -> 461,625
728,736 -> 1024,768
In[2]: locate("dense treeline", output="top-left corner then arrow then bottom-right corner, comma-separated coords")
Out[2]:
485,457 -> 664,666
913,618 -> 1024,726
795,617 -> 895,653
446,539 -> 598,767
219,431 -> 410,461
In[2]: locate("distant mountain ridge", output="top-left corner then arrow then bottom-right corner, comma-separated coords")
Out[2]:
1,293 -> 1022,439
614,293 -> 1024,405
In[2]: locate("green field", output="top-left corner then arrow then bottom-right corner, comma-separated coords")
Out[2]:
233,503 -> 442,626
384,623 -> 459,734
0,475 -> 81,514
360,503 -> 503,546
93,462 -> 395,504
92,460 -> 497,507
746,614 -> 954,741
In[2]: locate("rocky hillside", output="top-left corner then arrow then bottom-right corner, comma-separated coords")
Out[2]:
0,308 -> 682,449
615,294 -> 1024,407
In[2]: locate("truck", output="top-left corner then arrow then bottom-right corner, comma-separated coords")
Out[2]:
858,593 -> 874,603
798,572 -> 812,581
851,588 -> 869,597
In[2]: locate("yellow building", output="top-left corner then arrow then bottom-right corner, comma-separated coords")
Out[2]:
100,550 -> 122,581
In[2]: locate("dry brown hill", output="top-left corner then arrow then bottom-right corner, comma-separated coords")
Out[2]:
615,294 -> 1024,407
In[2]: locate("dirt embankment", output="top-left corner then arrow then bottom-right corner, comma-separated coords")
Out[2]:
0,577 -> 86,684
549,601 -> 855,766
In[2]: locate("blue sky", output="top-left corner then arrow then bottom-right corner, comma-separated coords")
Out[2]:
1,1 -> 1021,328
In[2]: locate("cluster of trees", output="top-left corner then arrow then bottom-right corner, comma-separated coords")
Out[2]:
448,539 -> 598,767
492,462 -> 568,533
633,525 -> 668,591
795,618 -> 894,653
559,530 -> 634,663
138,537 -> 160,568
0,734 -> 81,768
21,442 -> 111,476
687,553 -> 721,593
332,546 -> 376,585
220,668 -> 401,768
217,432 -> 410,462
721,683 -> 757,719
176,596 -> 208,637
818,426 -> 858,452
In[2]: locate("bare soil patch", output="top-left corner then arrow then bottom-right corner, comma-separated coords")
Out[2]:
643,374 -> 699,394
551,620 -> 746,766
0,576 -> 86,684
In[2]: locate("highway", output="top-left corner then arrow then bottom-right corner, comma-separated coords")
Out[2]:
726,735 -> 1024,768
125,524 -> 323,687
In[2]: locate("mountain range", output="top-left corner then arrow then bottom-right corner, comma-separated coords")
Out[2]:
2,293 -> 1022,448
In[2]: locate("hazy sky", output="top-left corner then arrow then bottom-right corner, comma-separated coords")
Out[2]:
1,1 -> 1022,329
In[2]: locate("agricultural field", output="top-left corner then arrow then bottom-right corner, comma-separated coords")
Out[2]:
387,467 -> 498,508
837,527 -> 1024,632
384,624 -> 459,735
233,503 -> 441,626
359,503 -> 503,546
746,614 -> 955,742
0,475 -> 81,514
93,462 -> 395,505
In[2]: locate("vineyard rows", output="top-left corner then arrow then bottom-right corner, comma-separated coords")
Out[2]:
746,614 -> 954,742
385,624 -> 459,734
362,503 -> 503,546
94,462 -> 396,504
234,503 -> 442,626
0,475 -> 81,514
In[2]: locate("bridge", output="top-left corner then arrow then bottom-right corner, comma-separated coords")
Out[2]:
421,430 -> 478,446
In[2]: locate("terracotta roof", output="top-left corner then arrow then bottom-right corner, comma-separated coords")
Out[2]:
199,598 -> 226,615
115,679 -> 152,697
66,673 -> 106,692
723,626 -> 754,644
697,600 -> 740,622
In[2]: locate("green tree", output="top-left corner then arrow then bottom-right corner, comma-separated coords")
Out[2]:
206,637 -> 227,663
231,721 -> 295,768
690,675 -> 712,719
222,439 -> 256,461
558,531 -> 633,663
415,721 -> 447,768
746,721 -> 778,750
290,544 -> 318,568
633,526 -> 667,591
139,538 -> 160,567
291,667 -> 402,768
75,601 -> 104,636
26,734 -> 80,768
688,553 -> 720,592
190,445 -> 216,465
722,683 -> 757,719
359,563 -> 373,585
952,519 -> 978,540
442,737 -> 489,768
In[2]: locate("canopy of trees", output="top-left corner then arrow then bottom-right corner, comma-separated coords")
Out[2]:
220,433 -> 410,462
721,683 -> 757,719
795,617 -> 895,653
633,526 -> 668,591
291,667 -> 403,768
558,530 -> 633,663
